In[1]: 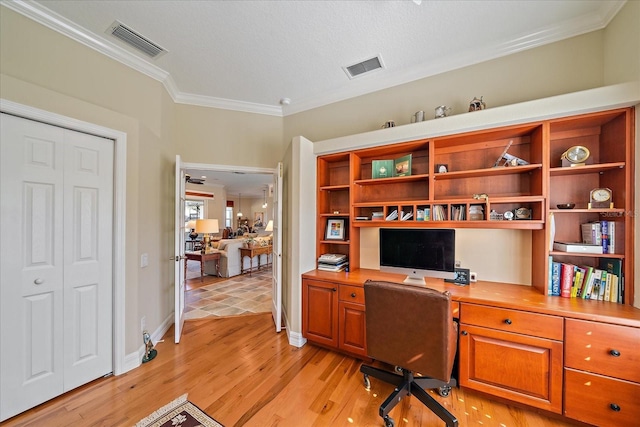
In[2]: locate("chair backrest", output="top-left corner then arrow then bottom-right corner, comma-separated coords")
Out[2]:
364,280 -> 457,383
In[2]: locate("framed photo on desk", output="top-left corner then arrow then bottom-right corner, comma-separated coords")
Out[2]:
325,218 -> 346,240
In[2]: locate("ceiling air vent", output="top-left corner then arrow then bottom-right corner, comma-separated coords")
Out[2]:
107,21 -> 167,58
343,55 -> 384,79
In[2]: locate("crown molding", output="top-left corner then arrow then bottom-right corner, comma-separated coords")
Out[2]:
2,0 -> 283,116
3,0 -> 625,117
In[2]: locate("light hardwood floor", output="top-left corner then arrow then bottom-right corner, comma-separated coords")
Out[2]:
3,314 -> 578,427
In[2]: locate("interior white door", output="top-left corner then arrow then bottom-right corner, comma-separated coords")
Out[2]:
62,129 -> 113,390
0,113 -> 113,421
271,162 -> 284,332
174,155 -> 187,343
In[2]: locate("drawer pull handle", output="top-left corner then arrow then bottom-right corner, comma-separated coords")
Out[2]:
610,349 -> 621,357
332,288 -> 337,292
610,403 -> 621,412
351,293 -> 356,298
504,319 -> 512,325
461,331 -> 468,336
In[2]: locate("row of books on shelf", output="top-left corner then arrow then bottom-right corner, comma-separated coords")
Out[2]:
317,253 -> 349,272
581,220 -> 618,254
548,256 -> 624,303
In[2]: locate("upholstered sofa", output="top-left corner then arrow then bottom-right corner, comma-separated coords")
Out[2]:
203,237 -> 270,278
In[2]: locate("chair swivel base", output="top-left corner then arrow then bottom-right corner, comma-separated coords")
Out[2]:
360,364 -> 458,427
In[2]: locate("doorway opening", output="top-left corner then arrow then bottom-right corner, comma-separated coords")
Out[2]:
177,162 -> 281,322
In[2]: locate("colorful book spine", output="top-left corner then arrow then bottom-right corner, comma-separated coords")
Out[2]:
560,263 -> 574,298
608,221 -> 615,254
581,222 -> 601,245
597,271 -> 607,300
572,267 -> 586,298
609,274 -> 618,303
580,267 -> 593,298
601,221 -> 609,254
588,269 -> 602,300
551,261 -> 561,296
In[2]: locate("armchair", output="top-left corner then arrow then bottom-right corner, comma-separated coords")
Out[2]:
360,280 -> 458,427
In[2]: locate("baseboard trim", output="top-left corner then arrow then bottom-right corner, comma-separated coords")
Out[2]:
122,313 -> 174,374
282,306 -> 306,347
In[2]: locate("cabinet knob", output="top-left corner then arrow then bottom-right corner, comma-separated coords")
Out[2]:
610,403 -> 621,412
351,293 -> 356,298
461,331 -> 468,336
34,278 -> 44,285
332,288 -> 337,292
504,318 -> 512,325
610,349 -> 621,357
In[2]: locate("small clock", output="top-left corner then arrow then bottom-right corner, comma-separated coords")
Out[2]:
503,210 -> 514,220
561,145 -> 590,167
588,187 -> 613,209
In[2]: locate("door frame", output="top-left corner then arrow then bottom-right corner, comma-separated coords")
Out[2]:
1,99 -> 128,375
180,161 -> 281,323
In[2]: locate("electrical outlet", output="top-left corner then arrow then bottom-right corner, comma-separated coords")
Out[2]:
141,316 -> 146,332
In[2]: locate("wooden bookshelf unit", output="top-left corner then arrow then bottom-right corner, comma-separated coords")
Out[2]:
305,106 -> 639,426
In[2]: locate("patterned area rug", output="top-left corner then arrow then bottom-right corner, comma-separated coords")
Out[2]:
134,394 -> 223,427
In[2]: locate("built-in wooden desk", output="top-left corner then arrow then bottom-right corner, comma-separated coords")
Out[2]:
302,268 -> 640,426
239,245 -> 272,276
185,250 -> 220,281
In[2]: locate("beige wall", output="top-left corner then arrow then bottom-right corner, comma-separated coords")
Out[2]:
283,30 -> 604,144
173,104 -> 284,167
603,0 -> 640,85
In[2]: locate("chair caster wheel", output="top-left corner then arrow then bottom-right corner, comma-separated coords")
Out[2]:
363,374 -> 371,390
383,415 -> 395,427
438,385 -> 451,397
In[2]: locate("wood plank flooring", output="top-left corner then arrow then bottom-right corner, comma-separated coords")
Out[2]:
3,314 -> 578,427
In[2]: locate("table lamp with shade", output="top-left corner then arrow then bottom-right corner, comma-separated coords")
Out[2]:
195,219 -> 219,253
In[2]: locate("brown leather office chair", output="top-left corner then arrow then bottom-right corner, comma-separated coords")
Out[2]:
360,280 -> 458,427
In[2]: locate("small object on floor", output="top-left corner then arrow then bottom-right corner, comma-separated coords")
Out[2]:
142,330 -> 157,363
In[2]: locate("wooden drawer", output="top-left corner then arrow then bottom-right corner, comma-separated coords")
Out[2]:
460,304 -> 563,340
565,318 -> 640,383
564,368 -> 640,426
339,285 -> 364,304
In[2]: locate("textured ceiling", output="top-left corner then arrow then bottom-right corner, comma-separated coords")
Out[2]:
5,0 -> 625,116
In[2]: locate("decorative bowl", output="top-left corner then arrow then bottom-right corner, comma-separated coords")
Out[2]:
556,203 -> 575,209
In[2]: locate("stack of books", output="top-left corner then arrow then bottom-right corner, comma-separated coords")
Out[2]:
548,256 -> 624,303
317,253 -> 349,272
581,220 -> 618,254
371,211 -> 384,221
432,205 -> 447,221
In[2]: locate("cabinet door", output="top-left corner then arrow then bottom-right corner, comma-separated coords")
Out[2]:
459,324 -> 563,414
302,279 -> 338,348
338,301 -> 367,357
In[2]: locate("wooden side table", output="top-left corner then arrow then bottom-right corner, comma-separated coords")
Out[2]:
239,245 -> 272,276
185,250 -> 221,282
